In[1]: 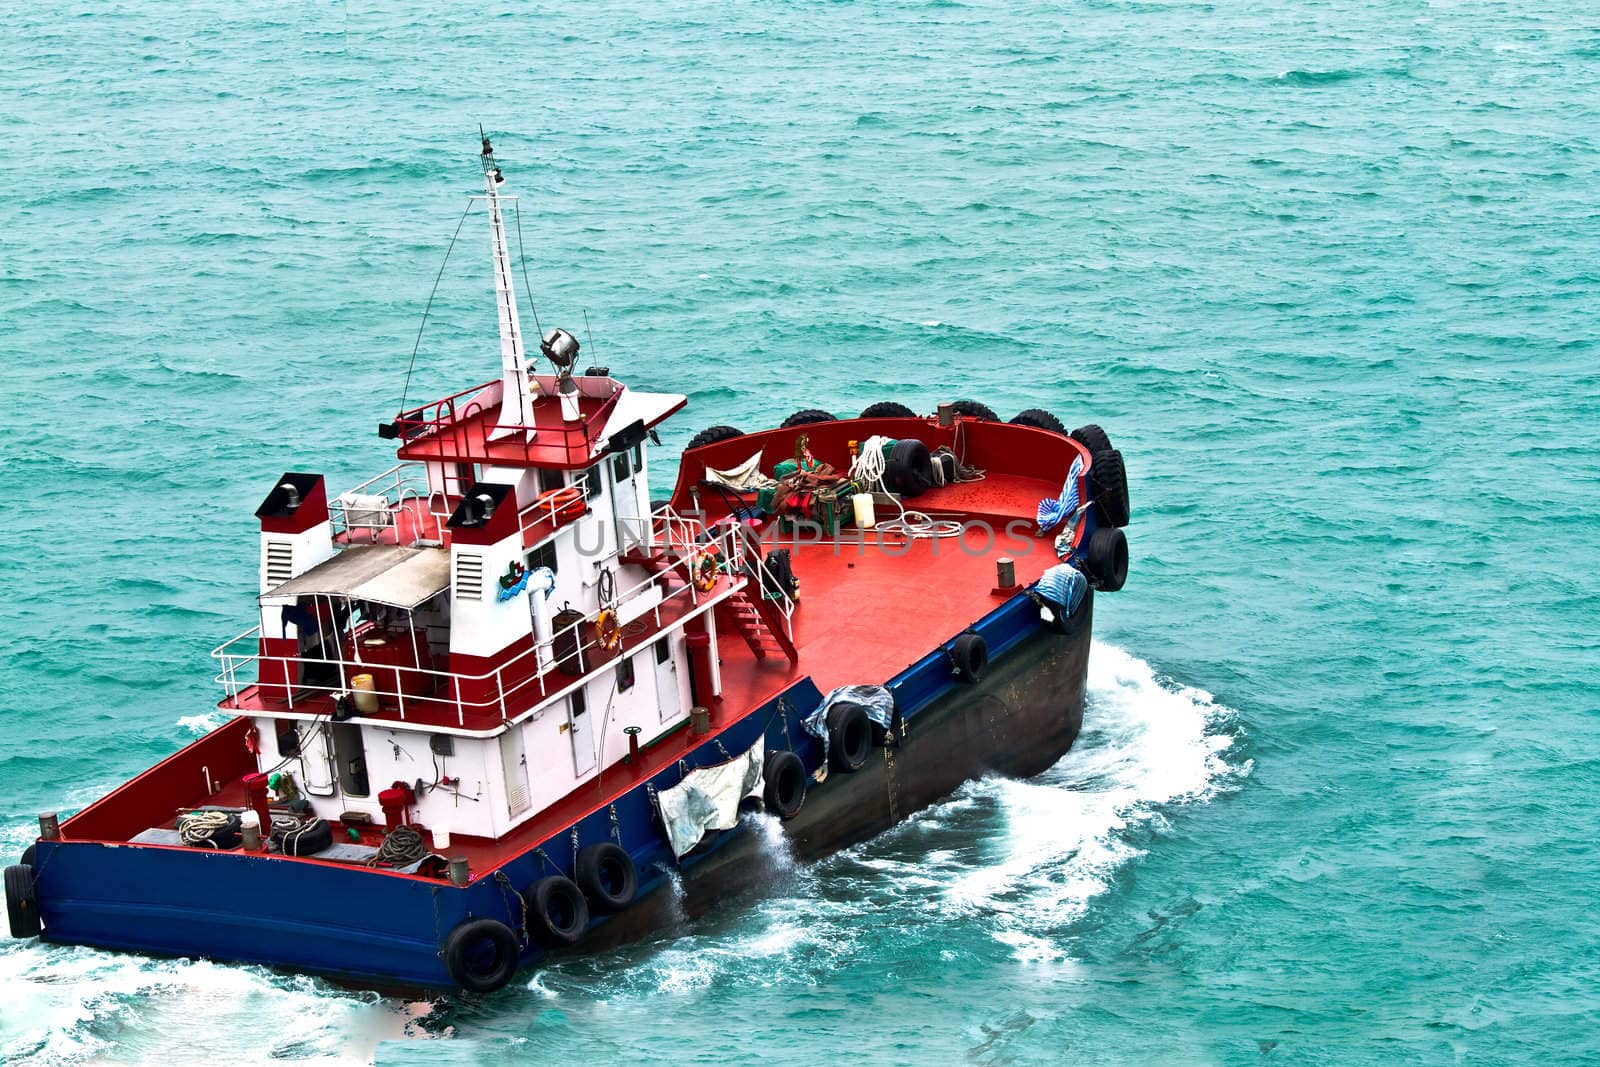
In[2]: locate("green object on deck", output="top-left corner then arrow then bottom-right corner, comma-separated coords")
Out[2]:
347,827 -> 361,843
774,458 -> 799,479
267,772 -> 282,790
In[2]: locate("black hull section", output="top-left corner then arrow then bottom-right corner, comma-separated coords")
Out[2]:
587,596 -> 1093,948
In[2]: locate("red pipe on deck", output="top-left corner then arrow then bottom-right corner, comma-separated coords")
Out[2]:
685,631 -> 718,718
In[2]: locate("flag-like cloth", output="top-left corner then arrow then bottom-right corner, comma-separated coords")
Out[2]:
1035,456 -> 1086,531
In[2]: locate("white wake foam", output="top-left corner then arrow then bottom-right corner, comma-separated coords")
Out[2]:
0,940 -> 432,1065
535,640 -> 1247,995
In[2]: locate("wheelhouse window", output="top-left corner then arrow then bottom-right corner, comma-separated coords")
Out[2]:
631,443 -> 643,473
654,636 -> 671,664
537,467 -> 565,496
612,449 -> 632,484
583,464 -> 602,500
617,654 -> 635,692
526,540 -> 557,577
275,720 -> 301,758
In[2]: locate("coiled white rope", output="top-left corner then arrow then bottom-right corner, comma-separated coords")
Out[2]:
177,810 -> 234,848
848,435 -> 964,539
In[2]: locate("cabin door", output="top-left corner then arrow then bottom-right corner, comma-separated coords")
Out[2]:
299,722 -> 336,796
568,689 -> 597,776
654,636 -> 682,724
498,727 -> 530,818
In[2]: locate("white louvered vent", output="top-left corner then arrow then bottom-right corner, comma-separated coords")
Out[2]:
265,541 -> 294,586
455,553 -> 484,601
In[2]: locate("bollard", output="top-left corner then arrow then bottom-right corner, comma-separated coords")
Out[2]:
937,402 -> 955,428
38,812 -> 61,840
991,556 -> 1021,597
448,857 -> 470,887
240,810 -> 263,851
690,706 -> 711,736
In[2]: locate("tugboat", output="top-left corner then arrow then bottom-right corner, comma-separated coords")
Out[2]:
3,138 -> 1132,993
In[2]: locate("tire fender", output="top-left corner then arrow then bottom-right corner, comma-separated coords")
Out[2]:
763,750 -> 807,819
1084,526 -> 1129,592
5,864 -> 40,939
575,843 -> 638,914
949,632 -> 988,683
524,875 -> 590,947
826,702 -> 872,773
442,917 -> 519,994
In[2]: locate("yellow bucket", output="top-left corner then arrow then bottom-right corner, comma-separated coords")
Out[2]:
351,673 -> 380,715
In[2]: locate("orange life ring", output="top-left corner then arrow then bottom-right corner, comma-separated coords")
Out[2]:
534,485 -> 585,522
594,609 -> 621,651
693,550 -> 721,592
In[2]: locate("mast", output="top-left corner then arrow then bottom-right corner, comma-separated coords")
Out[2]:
481,135 -> 538,438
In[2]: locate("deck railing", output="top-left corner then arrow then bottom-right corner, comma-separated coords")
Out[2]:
328,462 -> 453,545
213,511 -> 771,728
392,379 -> 623,466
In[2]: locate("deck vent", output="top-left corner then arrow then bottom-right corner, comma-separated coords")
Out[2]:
265,541 -> 294,586
455,553 -> 485,601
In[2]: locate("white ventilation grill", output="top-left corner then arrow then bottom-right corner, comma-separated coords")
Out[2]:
455,553 -> 485,601
264,541 -> 294,586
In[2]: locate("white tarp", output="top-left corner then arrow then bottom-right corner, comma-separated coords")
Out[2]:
656,737 -> 765,857
704,450 -> 774,492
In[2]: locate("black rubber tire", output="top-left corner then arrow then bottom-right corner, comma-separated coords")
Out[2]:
763,750 -> 807,819
442,918 -> 519,994
6,864 -> 39,938
859,401 -> 917,419
277,817 -> 333,857
582,365 -> 611,377
781,408 -> 835,428
950,400 -> 999,422
1070,424 -> 1114,455
685,425 -> 744,451
574,843 -> 637,914
950,632 -> 989,683
183,813 -> 243,851
1090,448 -> 1131,527
1084,526 -> 1129,592
524,875 -> 590,947
827,702 -> 872,773
885,438 -> 934,499
20,845 -> 36,869
1010,408 -> 1067,435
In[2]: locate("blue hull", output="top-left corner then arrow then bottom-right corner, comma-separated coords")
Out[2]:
31,588 -> 1083,990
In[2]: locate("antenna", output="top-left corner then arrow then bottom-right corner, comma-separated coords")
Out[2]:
583,310 -> 597,358
480,130 -> 537,437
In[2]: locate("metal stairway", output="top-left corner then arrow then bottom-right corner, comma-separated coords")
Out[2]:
620,546 -> 799,665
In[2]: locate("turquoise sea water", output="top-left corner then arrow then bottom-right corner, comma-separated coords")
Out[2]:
3,1 -> 1598,1062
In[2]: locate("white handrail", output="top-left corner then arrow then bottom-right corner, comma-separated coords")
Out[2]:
209,524 -> 751,725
